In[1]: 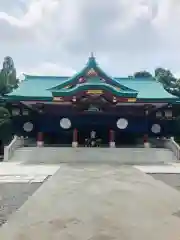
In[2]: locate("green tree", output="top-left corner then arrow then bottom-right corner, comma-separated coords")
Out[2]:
155,68 -> 176,87
0,56 -> 19,95
0,72 -> 8,95
0,106 -> 12,146
154,68 -> 180,97
134,71 -> 152,78
0,107 -> 10,125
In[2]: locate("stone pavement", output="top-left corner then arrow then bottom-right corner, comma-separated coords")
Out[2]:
1,165 -> 180,240
0,183 -> 41,226
0,157 -> 60,226
152,174 -> 180,191
0,161 -> 60,183
134,163 -> 180,174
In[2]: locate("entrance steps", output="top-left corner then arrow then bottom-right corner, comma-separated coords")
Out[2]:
9,147 -> 177,165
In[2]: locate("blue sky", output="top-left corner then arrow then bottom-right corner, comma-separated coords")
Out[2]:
0,0 -> 180,77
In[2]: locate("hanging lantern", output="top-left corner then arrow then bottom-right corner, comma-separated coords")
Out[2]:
156,111 -> 162,118
22,109 -> 29,116
165,110 -> 172,118
12,108 -> 20,116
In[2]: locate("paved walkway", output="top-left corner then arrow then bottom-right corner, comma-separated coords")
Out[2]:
135,163 -> 180,174
0,162 -> 60,183
0,165 -> 180,240
0,158 -> 60,227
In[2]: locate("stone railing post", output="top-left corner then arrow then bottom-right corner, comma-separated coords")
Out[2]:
4,136 -> 24,161
164,137 -> 180,160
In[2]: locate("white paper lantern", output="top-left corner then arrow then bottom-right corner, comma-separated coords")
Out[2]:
23,122 -> 33,132
151,124 -> 161,134
12,108 -> 20,116
165,110 -> 172,118
117,118 -> 128,129
60,118 -> 71,129
156,111 -> 162,118
22,109 -> 29,116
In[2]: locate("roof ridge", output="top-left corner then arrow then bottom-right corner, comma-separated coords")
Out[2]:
24,74 -> 70,79
115,77 -> 155,80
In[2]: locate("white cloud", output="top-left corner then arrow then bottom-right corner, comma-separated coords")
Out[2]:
19,62 -> 76,76
0,0 -> 180,76
0,0 -> 58,28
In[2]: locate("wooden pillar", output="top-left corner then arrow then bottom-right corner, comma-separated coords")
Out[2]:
109,129 -> 116,148
37,132 -> 44,147
72,129 -> 78,148
143,134 -> 150,148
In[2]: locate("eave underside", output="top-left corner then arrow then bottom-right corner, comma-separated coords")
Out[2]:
4,96 -> 179,104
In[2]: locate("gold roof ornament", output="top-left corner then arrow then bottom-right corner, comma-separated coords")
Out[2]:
87,68 -> 98,77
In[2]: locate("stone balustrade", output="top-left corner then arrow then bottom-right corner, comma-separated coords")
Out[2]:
164,137 -> 180,160
3,136 -> 24,161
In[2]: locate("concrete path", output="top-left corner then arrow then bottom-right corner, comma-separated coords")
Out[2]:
0,183 -> 41,226
135,163 -> 180,174
0,162 -> 60,183
1,165 -> 180,240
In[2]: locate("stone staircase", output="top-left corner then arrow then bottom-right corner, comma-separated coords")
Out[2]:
8,147 -> 177,165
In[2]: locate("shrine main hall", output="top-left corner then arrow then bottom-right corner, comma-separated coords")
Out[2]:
4,54 -> 180,147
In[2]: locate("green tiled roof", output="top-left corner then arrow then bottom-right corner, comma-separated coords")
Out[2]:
7,75 -> 69,100
52,82 -> 138,98
115,78 -> 177,100
5,54 -> 179,102
6,75 -> 178,102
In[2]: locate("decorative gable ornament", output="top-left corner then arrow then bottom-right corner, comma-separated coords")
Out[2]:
87,68 -> 98,77
64,85 -> 72,89
78,77 -> 85,83
100,78 -> 106,82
